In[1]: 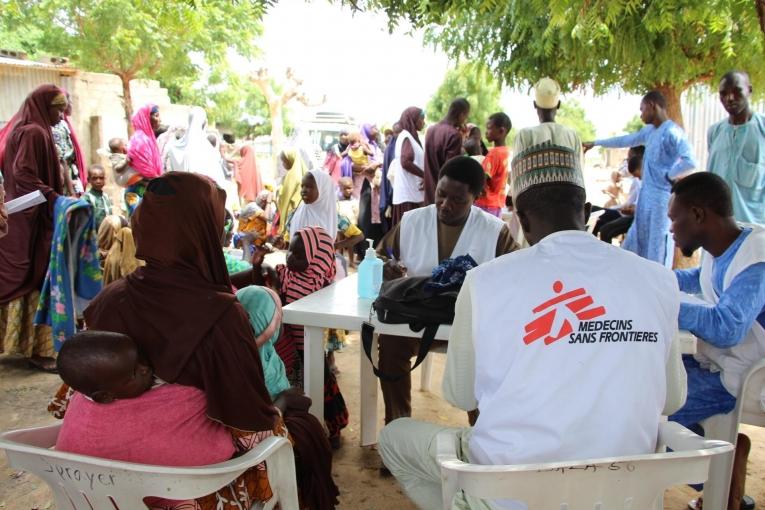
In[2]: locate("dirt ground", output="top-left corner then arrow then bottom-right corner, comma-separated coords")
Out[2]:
1,333 -> 764,509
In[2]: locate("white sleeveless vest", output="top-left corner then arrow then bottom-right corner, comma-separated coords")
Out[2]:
399,205 -> 504,277
697,224 -> 765,395
467,231 -> 677,476
390,130 -> 425,205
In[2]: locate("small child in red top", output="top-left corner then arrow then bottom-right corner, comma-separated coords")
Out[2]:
475,112 -> 512,217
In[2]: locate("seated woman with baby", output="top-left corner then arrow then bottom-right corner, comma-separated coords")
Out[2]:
51,172 -> 338,510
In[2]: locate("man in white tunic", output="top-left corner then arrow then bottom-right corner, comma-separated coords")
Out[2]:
376,156 -> 518,424
512,78 -> 582,157
378,142 -> 686,510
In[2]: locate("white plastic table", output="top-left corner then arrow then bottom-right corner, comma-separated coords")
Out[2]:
281,273 -> 450,446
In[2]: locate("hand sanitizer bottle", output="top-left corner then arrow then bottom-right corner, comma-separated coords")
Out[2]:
357,238 -> 383,299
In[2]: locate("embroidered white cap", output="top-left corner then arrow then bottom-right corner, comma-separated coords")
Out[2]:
534,77 -> 561,109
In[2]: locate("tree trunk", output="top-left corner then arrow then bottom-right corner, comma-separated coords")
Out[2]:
269,100 -> 285,157
756,0 -> 765,41
120,74 -> 134,136
654,83 -> 684,127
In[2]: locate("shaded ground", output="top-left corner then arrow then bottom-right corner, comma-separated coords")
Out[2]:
1,333 -> 763,509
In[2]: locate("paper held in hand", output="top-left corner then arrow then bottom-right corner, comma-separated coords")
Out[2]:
5,190 -> 46,214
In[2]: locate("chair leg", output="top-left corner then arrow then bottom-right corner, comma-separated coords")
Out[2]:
420,354 -> 433,392
440,468 -> 459,510
701,414 -> 740,510
267,446 -> 300,510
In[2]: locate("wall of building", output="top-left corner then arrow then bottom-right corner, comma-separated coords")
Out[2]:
1,61 -> 192,169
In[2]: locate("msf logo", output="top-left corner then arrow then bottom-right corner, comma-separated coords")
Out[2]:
524,280 -> 607,346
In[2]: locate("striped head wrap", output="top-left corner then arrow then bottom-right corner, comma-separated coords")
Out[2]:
278,226 -> 336,305
510,141 -> 583,201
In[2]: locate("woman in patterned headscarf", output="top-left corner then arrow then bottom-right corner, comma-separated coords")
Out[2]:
0,84 -> 68,370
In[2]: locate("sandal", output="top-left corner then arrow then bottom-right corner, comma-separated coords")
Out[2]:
29,356 -> 58,373
688,496 -> 755,510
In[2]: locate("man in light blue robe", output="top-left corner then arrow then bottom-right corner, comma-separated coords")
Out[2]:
708,71 -> 765,225
666,172 -> 765,508
585,91 -> 696,265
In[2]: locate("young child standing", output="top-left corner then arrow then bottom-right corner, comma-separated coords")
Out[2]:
252,226 -> 350,448
83,164 -> 112,230
475,112 -> 512,217
336,176 -> 359,224
336,176 -> 361,268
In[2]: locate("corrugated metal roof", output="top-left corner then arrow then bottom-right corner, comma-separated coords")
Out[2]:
0,56 -> 77,75
0,68 -> 73,122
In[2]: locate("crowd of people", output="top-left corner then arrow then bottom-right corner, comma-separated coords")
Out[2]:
0,68 -> 762,509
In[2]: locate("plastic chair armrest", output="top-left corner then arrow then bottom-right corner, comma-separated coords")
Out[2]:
659,421 -> 732,453
436,430 -> 462,465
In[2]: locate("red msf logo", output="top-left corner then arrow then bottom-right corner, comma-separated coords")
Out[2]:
524,280 -> 607,345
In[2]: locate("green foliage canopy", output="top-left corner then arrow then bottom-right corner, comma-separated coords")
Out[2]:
556,99 -> 596,141
170,64 -> 289,139
623,115 -> 645,134
427,62 -> 502,126
349,0 -> 764,124
0,0 -> 271,125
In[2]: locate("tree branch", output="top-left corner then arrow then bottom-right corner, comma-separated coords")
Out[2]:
251,68 -> 278,104
683,70 -> 716,89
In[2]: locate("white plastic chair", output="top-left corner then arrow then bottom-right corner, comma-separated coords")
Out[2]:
697,358 -> 765,510
437,421 -> 733,510
585,208 -> 605,234
0,424 -> 299,510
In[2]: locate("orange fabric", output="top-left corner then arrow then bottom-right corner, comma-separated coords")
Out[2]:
475,146 -> 510,209
235,146 -> 263,202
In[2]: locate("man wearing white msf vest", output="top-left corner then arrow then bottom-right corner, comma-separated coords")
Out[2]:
376,156 -> 518,426
378,141 -> 687,510
668,172 -> 765,510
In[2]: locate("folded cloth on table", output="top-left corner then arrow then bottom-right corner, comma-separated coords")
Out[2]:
425,254 -> 478,294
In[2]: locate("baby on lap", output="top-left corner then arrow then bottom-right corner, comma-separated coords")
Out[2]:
54,331 -> 270,509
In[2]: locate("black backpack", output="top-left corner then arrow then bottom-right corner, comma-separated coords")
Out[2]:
361,276 -> 458,381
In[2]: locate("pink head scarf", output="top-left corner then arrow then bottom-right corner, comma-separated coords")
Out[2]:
127,104 -> 162,179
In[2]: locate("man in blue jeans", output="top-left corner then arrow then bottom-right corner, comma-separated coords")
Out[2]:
668,172 -> 765,509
